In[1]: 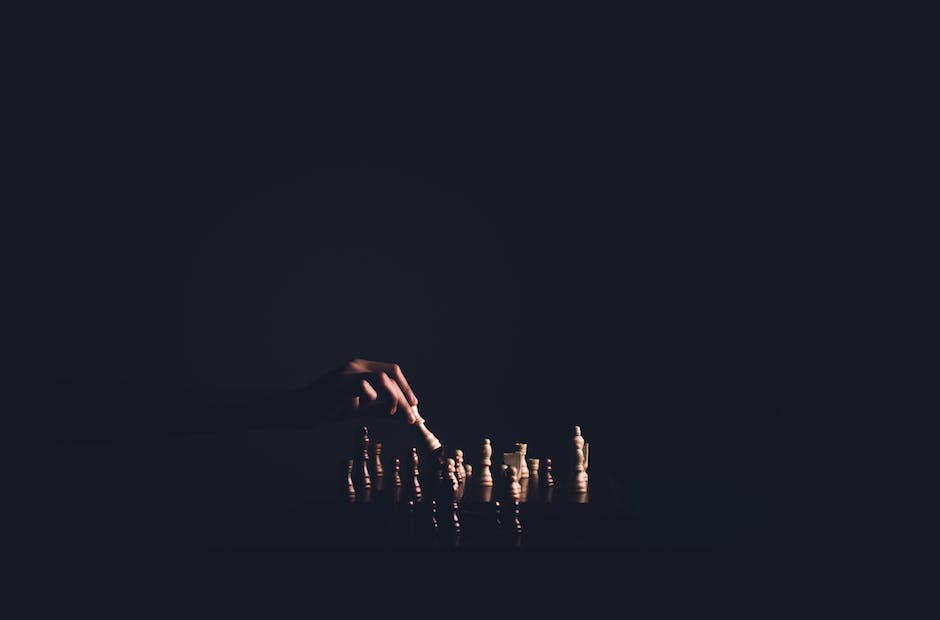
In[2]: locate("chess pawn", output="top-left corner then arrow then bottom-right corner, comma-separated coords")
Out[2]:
410,447 -> 423,502
506,465 -> 521,501
464,464 -> 472,481
355,426 -> 371,489
479,438 -> 494,487
392,458 -> 402,487
344,458 -> 356,502
453,449 -> 465,484
515,443 -> 529,479
542,458 -> 555,487
445,458 -> 459,493
372,442 -> 384,478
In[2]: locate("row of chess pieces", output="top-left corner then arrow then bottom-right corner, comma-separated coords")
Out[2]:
342,425 -> 591,533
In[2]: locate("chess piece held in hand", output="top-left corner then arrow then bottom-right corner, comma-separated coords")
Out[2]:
411,405 -> 442,454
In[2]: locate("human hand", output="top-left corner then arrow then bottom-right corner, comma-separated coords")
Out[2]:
301,358 -> 421,424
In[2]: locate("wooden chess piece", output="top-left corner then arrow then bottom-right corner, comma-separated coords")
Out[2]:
392,457 -> 402,487
355,426 -> 371,490
372,441 -> 384,478
542,457 -> 555,487
445,458 -> 461,532
453,449 -> 465,483
571,426 -> 589,493
412,405 -> 442,453
344,458 -> 356,502
464,463 -> 472,481
506,465 -> 521,501
479,438 -> 494,487
515,443 -> 529,479
409,447 -> 423,502
445,458 -> 459,493
527,458 -> 539,477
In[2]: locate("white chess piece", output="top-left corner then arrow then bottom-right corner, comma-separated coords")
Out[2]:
480,438 -> 493,487
412,405 -> 441,452
445,457 -> 459,492
507,466 -> 521,500
571,425 -> 589,493
515,443 -> 529,479
454,449 -> 465,483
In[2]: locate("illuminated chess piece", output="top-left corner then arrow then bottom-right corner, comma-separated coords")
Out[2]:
571,426 -> 589,493
344,458 -> 356,502
355,426 -> 371,490
542,457 -> 555,487
372,441 -> 384,478
409,447 -> 423,502
453,449 -> 465,484
515,443 -> 529,479
479,438 -> 494,487
507,465 -> 521,501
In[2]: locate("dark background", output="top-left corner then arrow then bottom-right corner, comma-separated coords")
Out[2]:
11,6 -> 851,551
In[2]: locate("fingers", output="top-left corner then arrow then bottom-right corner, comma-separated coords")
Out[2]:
377,363 -> 419,406
358,379 -> 378,402
340,359 -> 421,423
376,372 -> 410,416
350,360 -> 418,407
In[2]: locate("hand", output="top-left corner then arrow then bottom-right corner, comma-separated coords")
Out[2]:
301,358 -> 421,424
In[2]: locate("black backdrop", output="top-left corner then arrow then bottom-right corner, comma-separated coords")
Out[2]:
12,6 -> 838,548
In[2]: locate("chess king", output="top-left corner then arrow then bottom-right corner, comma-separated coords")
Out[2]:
571,425 -> 589,493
